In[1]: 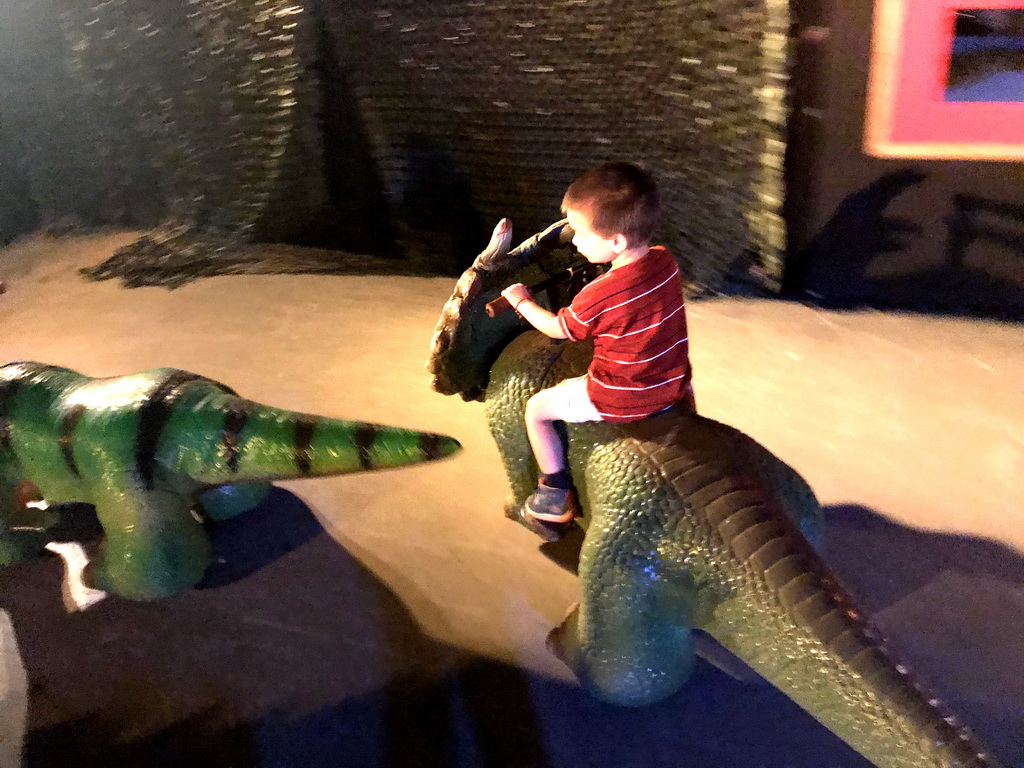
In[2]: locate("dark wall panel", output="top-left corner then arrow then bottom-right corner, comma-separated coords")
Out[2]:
1,1 -> 789,289
784,1 -> 1024,319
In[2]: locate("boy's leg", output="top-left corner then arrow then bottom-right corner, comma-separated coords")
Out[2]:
525,387 -> 571,476
522,377 -> 600,523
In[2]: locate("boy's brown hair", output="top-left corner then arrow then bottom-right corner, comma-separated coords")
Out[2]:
561,162 -> 660,247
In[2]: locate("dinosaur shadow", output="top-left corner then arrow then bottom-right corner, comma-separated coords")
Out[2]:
7,495 -> 1021,767
822,503 -> 1024,613
285,9 -> 397,257
824,504 -> 1024,766
245,653 -> 874,768
783,170 -> 1024,321
0,122 -> 39,248
3,503 -> 463,768
1,491 -> 871,768
25,704 -> 258,768
23,652 -> 876,768
856,192 -> 1024,319
197,488 -> 326,590
781,168 -> 928,307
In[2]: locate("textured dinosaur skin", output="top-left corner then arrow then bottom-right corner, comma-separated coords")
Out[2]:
427,221 -> 1003,768
0,362 -> 460,600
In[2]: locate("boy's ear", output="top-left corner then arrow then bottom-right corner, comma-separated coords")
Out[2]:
609,233 -> 631,253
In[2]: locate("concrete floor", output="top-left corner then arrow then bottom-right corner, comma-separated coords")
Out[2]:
1,231 -> 1022,767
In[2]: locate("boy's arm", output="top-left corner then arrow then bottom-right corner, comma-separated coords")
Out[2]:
501,284 -> 569,340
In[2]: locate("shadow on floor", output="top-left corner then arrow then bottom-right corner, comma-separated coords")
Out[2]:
823,503 -> 1024,613
197,487 -> 327,590
5,497 -> 1023,767
24,652 -> 872,768
823,504 -> 1024,766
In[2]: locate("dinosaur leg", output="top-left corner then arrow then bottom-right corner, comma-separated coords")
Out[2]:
88,484 -> 211,600
0,479 -> 55,565
0,512 -> 49,565
548,508 -> 697,706
198,482 -> 272,521
44,541 -> 109,611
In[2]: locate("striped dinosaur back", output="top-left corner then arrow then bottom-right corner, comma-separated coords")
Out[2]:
0,361 -> 460,494
0,361 -> 462,599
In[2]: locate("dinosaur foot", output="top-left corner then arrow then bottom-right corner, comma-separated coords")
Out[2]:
44,542 -> 108,612
504,495 -> 577,542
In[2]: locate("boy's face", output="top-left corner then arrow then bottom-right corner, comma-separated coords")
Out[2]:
565,208 -> 627,264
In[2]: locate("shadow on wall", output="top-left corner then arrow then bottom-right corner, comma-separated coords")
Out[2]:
783,169 -> 1024,320
390,133 -> 487,276
0,124 -> 38,247
285,13 -> 398,258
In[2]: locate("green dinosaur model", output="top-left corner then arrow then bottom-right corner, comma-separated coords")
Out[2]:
426,220 -> 1003,768
0,362 -> 460,601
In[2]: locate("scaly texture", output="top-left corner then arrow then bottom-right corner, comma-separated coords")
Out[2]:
0,362 -> 460,600
485,333 -> 999,768
428,221 -> 1005,768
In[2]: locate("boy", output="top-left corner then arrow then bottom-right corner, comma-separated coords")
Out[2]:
501,161 -> 695,524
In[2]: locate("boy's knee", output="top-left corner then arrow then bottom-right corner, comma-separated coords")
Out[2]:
525,387 -> 558,422
525,390 -> 544,419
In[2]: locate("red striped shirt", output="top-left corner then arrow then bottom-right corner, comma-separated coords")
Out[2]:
556,246 -> 694,422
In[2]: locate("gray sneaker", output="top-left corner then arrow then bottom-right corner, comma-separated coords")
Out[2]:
524,483 -> 579,523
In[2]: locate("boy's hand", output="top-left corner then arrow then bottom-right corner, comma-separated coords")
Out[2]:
502,283 -> 533,308
498,282 -> 567,339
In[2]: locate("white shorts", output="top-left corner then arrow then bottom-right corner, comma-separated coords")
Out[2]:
543,375 -> 604,423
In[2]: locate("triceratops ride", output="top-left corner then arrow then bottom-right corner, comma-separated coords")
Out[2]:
426,219 -> 1003,768
0,362 -> 460,602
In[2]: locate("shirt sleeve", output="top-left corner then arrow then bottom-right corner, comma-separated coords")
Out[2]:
556,277 -> 611,341
556,303 -> 591,341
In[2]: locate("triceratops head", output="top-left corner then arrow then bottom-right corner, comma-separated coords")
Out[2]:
426,218 -> 581,401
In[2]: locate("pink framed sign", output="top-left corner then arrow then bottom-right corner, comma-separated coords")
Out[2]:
864,1 -> 1024,160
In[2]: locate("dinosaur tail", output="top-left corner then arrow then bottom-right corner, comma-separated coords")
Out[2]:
700,479 -> 1001,768
162,388 -> 461,487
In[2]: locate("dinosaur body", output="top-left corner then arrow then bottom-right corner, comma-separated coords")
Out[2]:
427,220 -> 1003,768
0,362 -> 460,600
